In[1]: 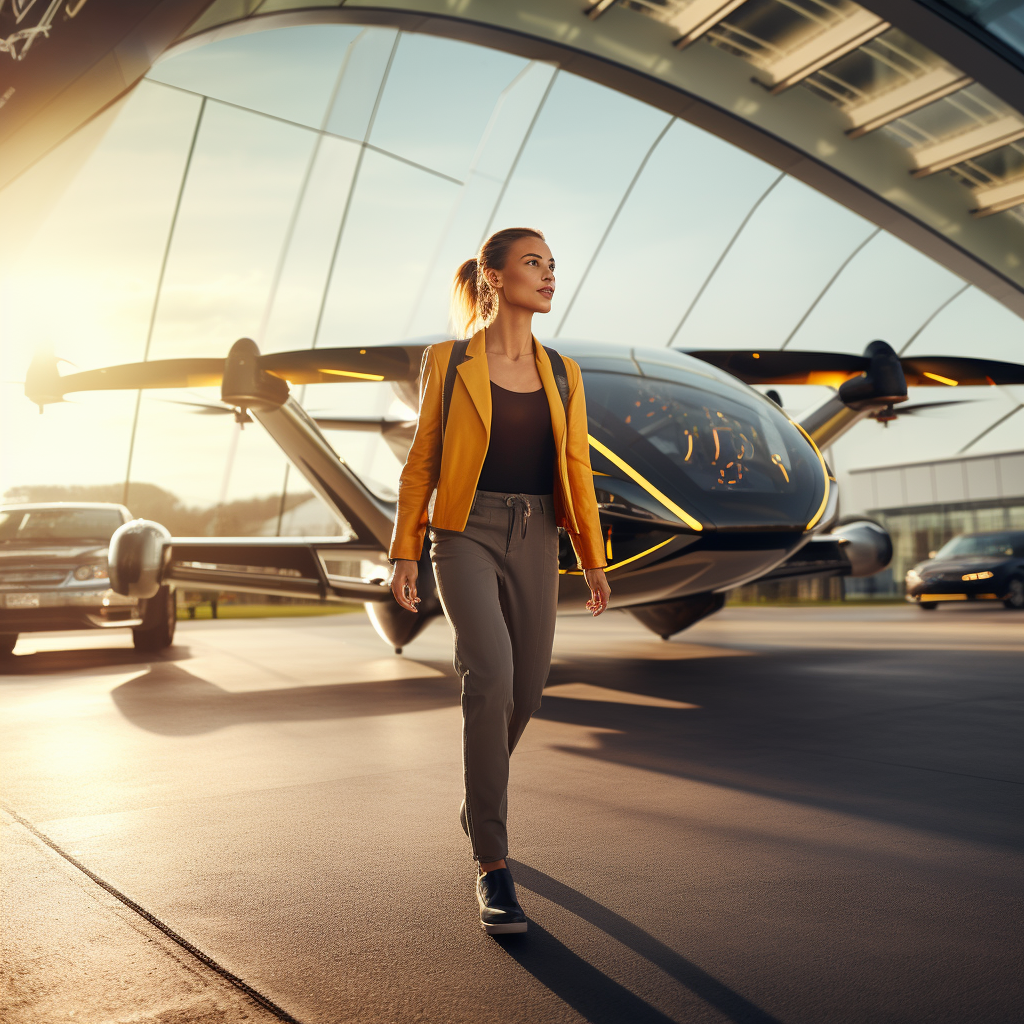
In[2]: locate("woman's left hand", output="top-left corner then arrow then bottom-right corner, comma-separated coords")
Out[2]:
584,567 -> 611,616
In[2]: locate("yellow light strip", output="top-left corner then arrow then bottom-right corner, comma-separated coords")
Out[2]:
790,420 -> 830,531
559,536 -> 675,575
922,371 -> 958,386
318,368 -> 385,381
587,435 -> 703,531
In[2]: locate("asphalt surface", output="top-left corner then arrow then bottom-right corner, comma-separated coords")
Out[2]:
1,604 -> 1023,1024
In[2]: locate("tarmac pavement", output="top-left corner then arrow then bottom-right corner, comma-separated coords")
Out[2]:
1,604 -> 1022,1024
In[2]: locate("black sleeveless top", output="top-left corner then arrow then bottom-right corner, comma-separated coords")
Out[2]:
476,382 -> 556,495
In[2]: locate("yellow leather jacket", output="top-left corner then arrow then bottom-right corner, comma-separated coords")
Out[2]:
389,330 -> 607,570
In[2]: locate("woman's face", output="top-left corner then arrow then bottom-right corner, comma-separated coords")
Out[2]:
486,237 -> 555,315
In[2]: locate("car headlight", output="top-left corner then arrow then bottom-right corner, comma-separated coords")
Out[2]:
905,569 -> 922,585
962,570 -> 994,581
73,563 -> 109,581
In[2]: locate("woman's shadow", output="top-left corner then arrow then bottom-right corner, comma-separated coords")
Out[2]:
497,860 -> 783,1024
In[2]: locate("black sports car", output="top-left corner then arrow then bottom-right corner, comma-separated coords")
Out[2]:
905,530 -> 1024,610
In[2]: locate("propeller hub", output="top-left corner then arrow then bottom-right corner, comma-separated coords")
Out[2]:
221,338 -> 289,413
837,340 -> 908,410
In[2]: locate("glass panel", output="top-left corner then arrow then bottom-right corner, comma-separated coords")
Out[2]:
324,28 -> 399,141
148,24 -> 361,131
784,231 -> 966,355
127,392 -> 293,532
402,61 -> 557,338
0,81 -> 201,497
369,33 -> 529,182
148,101 -> 317,359
901,286 -> 1024,357
582,366 -> 825,528
488,72 -> 673,322
260,135 -> 362,353
673,176 -> 873,350
937,0 -> 1024,61
315,147 -> 460,347
555,118 -> 781,345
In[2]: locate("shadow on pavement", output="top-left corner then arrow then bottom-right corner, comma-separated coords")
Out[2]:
110,661 -> 460,735
536,647 -> 1024,850
507,861 -> 783,1024
0,644 -> 193,679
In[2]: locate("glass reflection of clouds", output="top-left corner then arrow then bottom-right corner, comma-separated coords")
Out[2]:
2,19 -> 1024,522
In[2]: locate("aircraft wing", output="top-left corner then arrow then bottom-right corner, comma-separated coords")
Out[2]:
147,536 -> 392,603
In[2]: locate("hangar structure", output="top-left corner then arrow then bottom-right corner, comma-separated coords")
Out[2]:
3,0 -> 1024,569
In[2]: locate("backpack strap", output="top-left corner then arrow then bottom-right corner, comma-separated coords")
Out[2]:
442,341 -> 569,439
442,339 -> 470,439
543,345 -> 570,414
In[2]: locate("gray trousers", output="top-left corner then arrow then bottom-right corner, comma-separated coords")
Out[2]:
429,490 -> 559,863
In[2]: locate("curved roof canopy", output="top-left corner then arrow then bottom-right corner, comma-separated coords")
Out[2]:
7,0 -> 1024,317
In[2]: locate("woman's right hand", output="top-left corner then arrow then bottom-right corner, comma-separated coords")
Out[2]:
390,559 -> 420,612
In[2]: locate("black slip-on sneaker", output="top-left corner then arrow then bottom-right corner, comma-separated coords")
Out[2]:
476,867 -> 527,935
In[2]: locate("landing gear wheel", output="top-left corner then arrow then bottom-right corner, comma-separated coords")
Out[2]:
0,633 -> 17,656
1003,577 -> 1024,610
133,586 -> 176,651
918,601 -> 938,611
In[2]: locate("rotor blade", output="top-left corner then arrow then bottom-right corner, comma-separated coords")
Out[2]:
311,415 -> 416,432
899,356 -> 1024,387
159,398 -> 235,414
685,350 -> 868,387
891,399 -> 978,414
686,350 -> 1024,389
260,346 -> 423,385
53,359 -> 225,397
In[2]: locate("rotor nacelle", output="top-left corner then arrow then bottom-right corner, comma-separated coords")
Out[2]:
108,519 -> 171,598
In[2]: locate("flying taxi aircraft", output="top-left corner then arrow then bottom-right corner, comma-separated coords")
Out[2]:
24,338 -> 1024,650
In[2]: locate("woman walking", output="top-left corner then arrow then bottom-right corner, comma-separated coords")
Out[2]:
389,227 -> 610,934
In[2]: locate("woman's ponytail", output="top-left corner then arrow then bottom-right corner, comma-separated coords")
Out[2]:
450,257 -> 480,340
448,227 -> 545,339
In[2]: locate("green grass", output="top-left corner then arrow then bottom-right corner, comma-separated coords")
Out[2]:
177,603 -> 364,620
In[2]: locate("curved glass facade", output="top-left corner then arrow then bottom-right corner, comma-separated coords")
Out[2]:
1,19 -> 1023,532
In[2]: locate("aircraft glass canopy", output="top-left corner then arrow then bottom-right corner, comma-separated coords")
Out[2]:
584,366 -> 826,529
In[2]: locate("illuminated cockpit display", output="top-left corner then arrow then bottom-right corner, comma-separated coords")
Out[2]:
582,366 -> 826,530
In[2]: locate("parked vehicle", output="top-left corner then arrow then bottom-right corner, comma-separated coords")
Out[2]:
0,502 -> 176,657
905,530 -> 1024,610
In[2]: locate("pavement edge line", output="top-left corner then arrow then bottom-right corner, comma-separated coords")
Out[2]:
0,802 -> 306,1024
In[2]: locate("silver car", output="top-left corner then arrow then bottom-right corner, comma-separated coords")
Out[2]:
0,502 -> 176,658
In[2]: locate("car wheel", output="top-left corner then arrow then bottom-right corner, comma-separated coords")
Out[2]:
1003,577 -> 1024,610
0,633 -> 17,657
917,601 -> 938,611
132,586 -> 176,651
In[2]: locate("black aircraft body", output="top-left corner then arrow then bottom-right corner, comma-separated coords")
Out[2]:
24,338 -> 1024,649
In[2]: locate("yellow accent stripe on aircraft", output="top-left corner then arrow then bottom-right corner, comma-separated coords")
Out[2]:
560,536 -> 675,575
318,368 -> 386,381
587,435 -> 703,531
790,420 -> 830,531
922,371 -> 958,386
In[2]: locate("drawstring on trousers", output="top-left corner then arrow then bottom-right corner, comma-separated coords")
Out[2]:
504,494 -> 532,550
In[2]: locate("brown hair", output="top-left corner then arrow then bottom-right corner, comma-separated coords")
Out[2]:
449,227 -> 545,339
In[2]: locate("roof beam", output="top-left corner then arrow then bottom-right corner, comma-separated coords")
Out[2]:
909,114 -> 1024,176
757,9 -> 890,94
972,176 -> 1024,216
669,0 -> 749,49
845,66 -> 972,138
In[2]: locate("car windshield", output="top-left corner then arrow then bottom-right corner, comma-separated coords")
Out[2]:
934,532 -> 1024,559
0,508 -> 123,544
582,369 -> 826,529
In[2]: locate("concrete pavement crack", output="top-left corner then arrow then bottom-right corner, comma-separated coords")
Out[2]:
0,802 -> 307,1024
